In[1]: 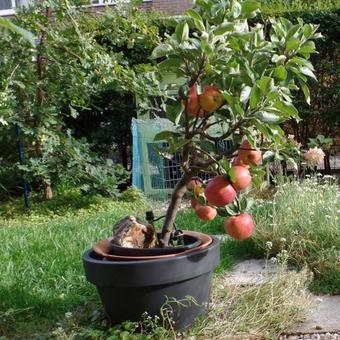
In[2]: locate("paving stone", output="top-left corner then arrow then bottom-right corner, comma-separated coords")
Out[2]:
291,295 -> 340,333
224,259 -> 280,285
223,259 -> 340,337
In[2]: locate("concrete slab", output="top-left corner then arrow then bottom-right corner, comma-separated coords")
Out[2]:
291,295 -> 340,333
220,258 -> 340,335
225,259 -> 280,285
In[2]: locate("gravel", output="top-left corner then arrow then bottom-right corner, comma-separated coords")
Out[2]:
280,333 -> 340,340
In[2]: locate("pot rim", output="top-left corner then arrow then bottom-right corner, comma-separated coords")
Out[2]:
83,236 -> 220,287
93,230 -> 213,261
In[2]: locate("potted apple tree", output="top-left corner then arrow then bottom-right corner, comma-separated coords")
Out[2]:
83,0 -> 319,330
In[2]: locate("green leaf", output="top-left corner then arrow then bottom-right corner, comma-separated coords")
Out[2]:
274,101 -> 299,118
197,195 -> 206,206
241,0 -> 261,14
262,150 -> 275,164
273,65 -> 287,81
272,54 -> 287,64
229,167 -> 237,183
303,24 -> 313,39
298,79 -> 310,105
176,22 -> 189,43
159,57 -> 182,69
246,197 -> 254,211
290,56 -> 315,71
298,41 -> 316,57
257,76 -> 274,95
154,130 -> 179,142
299,66 -> 317,81
239,196 -> 248,212
166,101 -> 184,124
186,9 -> 203,22
151,44 -> 173,59
214,23 -> 234,35
186,9 -> 205,32
232,0 -> 242,18
217,205 -> 239,216
168,138 -> 190,153
200,140 -> 216,153
255,111 -> 282,124
218,159 -> 231,174
201,40 -> 213,54
194,19 -> 206,32
285,37 -> 300,52
240,86 -> 252,104
250,85 -> 261,109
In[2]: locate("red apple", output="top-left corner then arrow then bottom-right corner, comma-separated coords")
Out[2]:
230,166 -> 252,191
238,139 -> 262,166
191,198 -> 198,208
195,205 -> 217,221
199,85 -> 224,113
204,176 -> 237,207
224,213 -> 254,240
187,84 -> 202,116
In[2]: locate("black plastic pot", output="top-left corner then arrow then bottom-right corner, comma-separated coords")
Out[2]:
82,236 -> 220,330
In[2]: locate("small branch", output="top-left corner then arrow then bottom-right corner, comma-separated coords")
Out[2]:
194,118 -> 245,142
193,145 -> 220,166
205,119 -> 224,129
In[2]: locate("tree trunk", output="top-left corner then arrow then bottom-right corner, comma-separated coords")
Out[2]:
120,142 -> 128,170
324,151 -> 331,175
35,7 -> 53,200
160,172 -> 193,247
43,180 -> 53,200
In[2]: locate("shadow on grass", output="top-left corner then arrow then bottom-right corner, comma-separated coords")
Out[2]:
0,188 -> 107,220
0,283 -> 99,338
215,238 -> 263,274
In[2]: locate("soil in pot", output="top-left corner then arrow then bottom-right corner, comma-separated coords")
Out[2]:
111,233 -> 201,257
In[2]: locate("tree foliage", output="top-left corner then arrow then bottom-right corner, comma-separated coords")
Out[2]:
0,1 -> 160,199
149,0 -> 320,245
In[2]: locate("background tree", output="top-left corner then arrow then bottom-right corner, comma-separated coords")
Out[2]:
0,1 -> 160,200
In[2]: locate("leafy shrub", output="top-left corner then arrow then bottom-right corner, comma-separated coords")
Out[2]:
119,187 -> 147,203
0,1 -> 161,200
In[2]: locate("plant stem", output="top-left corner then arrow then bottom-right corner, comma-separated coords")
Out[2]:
160,171 -> 193,247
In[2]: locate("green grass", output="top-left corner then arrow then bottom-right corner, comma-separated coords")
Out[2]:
1,177 -> 337,338
0,187 -> 252,338
251,176 -> 340,294
0,188 -> 150,338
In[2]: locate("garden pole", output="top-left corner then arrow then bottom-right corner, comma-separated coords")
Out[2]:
15,125 -> 30,209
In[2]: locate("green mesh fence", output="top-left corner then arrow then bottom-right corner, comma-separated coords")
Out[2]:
132,117 -> 177,200
132,117 -> 233,200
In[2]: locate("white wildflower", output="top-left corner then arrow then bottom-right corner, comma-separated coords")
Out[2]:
266,241 -> 273,250
269,257 -> 278,264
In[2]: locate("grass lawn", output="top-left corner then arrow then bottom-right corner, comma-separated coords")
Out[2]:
0,188 -> 256,338
0,176 -> 338,338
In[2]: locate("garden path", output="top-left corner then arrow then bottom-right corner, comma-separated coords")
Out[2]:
225,259 -> 340,339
